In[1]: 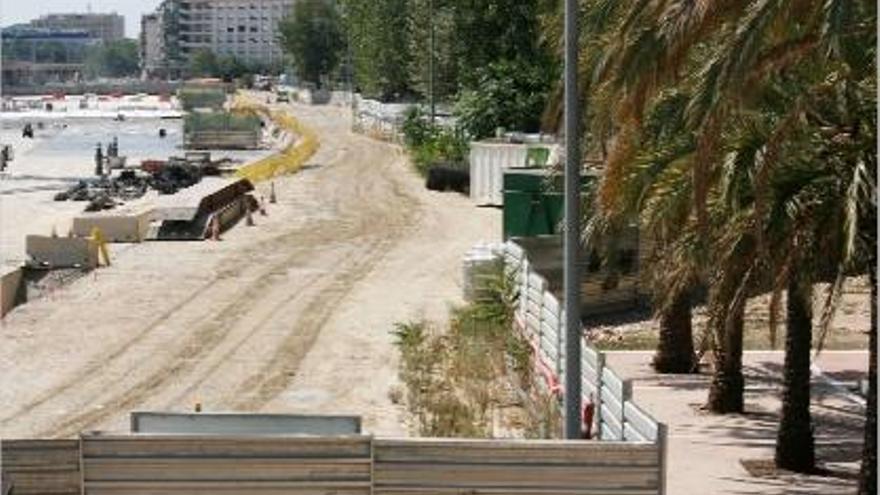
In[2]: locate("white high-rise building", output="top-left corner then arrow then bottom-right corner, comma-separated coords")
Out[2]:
140,13 -> 166,78
196,0 -> 291,65
142,0 -> 295,77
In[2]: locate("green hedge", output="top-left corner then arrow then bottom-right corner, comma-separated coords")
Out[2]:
178,87 -> 227,111
184,112 -> 261,134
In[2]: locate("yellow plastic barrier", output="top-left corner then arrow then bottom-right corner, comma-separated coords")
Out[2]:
232,96 -> 319,183
89,227 -> 111,267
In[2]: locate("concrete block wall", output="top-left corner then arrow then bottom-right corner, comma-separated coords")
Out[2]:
0,266 -> 24,318
26,236 -> 99,269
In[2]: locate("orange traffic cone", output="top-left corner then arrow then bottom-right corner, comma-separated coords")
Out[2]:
246,206 -> 255,226
210,216 -> 221,241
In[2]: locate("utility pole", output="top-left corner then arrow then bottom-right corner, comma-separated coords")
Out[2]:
428,0 -> 435,126
563,0 -> 582,440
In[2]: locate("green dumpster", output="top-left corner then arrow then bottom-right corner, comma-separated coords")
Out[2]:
503,169 -> 559,239
503,169 -> 595,240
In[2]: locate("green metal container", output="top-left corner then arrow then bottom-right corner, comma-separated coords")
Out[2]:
503,190 -> 564,239
503,168 -> 552,192
503,169 -> 597,240
504,169 -> 560,239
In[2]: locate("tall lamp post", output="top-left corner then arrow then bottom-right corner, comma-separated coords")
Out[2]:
563,0 -> 582,440
428,0 -> 436,126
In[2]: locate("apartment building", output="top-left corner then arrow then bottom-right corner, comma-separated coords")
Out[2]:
142,0 -> 295,78
140,13 -> 167,78
30,13 -> 125,43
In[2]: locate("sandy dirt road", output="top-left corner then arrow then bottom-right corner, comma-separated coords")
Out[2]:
0,102 -> 500,438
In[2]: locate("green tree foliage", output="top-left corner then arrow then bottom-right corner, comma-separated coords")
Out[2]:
455,58 -> 555,139
344,0 -> 556,118
279,0 -> 345,88
407,0 -> 458,101
448,0 -> 551,87
84,40 -> 139,78
188,49 -> 268,85
343,0 -> 414,100
190,49 -> 220,77
216,55 -> 250,81
402,106 -> 468,174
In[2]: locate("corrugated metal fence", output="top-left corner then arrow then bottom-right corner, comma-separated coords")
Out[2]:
373,438 -> 662,494
2,435 -> 663,495
80,435 -> 372,495
1,440 -> 80,495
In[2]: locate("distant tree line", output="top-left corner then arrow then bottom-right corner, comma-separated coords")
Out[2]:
274,0 -> 558,139
84,39 -> 140,79
278,0 -> 345,89
343,0 -> 558,138
188,49 -> 284,84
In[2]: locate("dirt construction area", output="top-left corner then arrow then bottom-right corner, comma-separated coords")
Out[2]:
0,102 -> 500,438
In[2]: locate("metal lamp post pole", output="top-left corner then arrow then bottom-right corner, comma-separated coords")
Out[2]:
428,0 -> 435,126
563,0 -> 582,440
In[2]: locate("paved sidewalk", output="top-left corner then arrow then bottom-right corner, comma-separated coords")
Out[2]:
606,351 -> 867,495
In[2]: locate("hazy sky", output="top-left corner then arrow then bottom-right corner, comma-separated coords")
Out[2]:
1,0 -> 162,38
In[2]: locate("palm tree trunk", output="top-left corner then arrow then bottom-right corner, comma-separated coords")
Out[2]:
775,273 -> 815,473
653,289 -> 697,373
707,299 -> 745,413
858,267 -> 877,494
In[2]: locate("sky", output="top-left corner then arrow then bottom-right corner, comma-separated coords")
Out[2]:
0,0 -> 162,38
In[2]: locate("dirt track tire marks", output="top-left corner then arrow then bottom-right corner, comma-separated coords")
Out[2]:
1,102 -> 424,438
0,276 -> 222,428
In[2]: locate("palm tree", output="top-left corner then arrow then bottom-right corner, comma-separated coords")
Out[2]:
540,1 -> 706,374
775,270 -> 816,472
654,289 -> 696,373
564,0 -> 875,471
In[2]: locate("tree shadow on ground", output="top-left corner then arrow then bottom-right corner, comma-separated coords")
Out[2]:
639,356 -> 864,493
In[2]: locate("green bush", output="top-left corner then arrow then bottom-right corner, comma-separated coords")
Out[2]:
178,87 -> 227,111
454,58 -> 555,140
392,264 -> 532,438
184,112 -> 261,134
402,107 -> 469,175
402,106 -> 433,148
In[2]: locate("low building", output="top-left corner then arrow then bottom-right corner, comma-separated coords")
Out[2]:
30,13 -> 125,43
1,26 -> 98,85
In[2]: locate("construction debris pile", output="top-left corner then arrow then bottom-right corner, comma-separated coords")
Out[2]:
54,152 -> 233,212
54,173 -> 149,212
